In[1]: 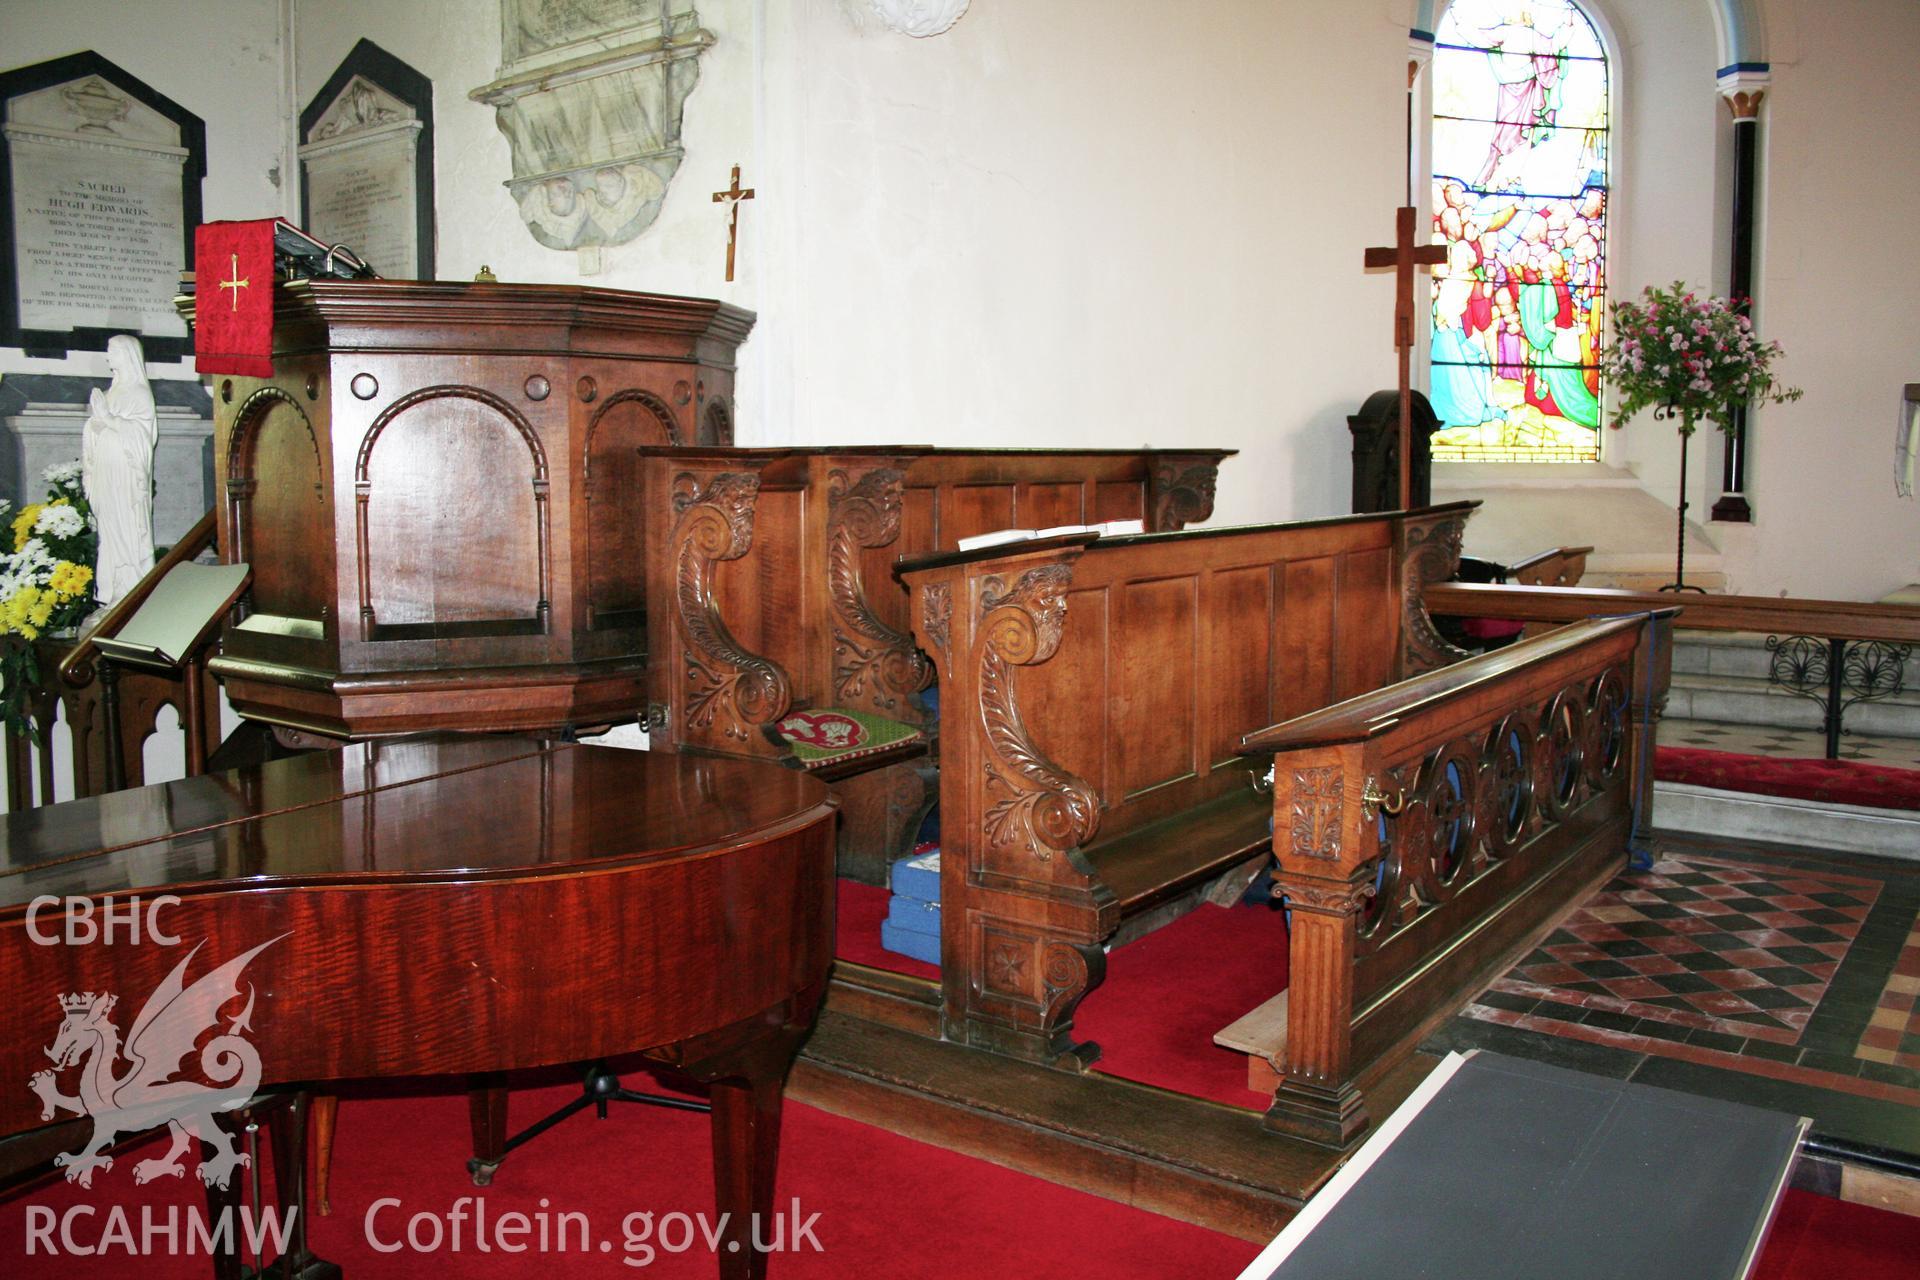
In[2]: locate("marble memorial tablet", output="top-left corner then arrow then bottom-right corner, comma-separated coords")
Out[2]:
298,42 -> 434,281
0,55 -> 204,357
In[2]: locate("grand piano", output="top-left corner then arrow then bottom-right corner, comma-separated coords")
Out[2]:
0,737 -> 837,1278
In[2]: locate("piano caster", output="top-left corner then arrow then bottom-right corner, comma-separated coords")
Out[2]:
468,1157 -> 500,1188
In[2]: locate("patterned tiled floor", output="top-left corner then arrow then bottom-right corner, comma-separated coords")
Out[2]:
1662,717 -> 1920,769
1858,917 -> 1920,1071
1495,854 -> 1877,1043
1430,838 -> 1920,1157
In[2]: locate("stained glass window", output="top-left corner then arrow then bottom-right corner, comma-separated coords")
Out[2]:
1428,0 -> 1609,462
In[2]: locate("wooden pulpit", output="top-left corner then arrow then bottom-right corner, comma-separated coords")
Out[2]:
177,280 -> 754,737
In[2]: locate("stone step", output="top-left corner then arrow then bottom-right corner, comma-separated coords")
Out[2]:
1668,633 -> 1920,740
1673,632 -> 1920,685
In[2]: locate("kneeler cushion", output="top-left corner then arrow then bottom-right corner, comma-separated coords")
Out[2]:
775,708 -> 922,768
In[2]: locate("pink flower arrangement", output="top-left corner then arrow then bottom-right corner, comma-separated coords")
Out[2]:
1602,282 -> 1801,434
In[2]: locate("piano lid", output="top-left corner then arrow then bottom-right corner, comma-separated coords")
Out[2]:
0,737 -> 831,910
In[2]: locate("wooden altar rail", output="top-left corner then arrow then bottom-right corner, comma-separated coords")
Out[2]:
1425,581 -> 1920,645
3,511 -> 223,811
1428,582 -> 1920,759
1237,610 -> 1674,1148
896,501 -> 1481,1069
641,446 -> 1232,882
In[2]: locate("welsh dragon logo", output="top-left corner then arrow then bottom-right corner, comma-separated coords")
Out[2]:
28,936 -> 282,1190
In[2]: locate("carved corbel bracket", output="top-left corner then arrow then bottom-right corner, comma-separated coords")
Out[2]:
827,467 -> 932,716
670,471 -> 792,746
1398,510 -> 1475,675
1147,456 -> 1220,530
975,566 -> 1102,862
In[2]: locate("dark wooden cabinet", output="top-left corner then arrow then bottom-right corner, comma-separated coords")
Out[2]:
178,281 -> 754,738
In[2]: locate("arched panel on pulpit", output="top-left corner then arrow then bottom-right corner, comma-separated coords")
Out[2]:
584,390 -> 677,631
228,387 -> 330,630
355,386 -> 550,639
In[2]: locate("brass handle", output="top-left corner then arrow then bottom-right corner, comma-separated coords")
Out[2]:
1249,764 -> 1274,796
1361,776 -> 1408,821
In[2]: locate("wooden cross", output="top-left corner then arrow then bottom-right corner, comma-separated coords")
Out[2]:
218,252 -> 251,312
711,164 -> 755,283
1364,206 -> 1448,510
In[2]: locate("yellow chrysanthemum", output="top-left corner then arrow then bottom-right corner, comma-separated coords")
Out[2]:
26,597 -> 52,627
49,562 -> 92,596
11,504 -> 41,551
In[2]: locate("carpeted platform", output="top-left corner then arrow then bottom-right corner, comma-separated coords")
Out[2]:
1075,902 -> 1288,1109
837,880 -> 1286,1109
1655,745 -> 1920,811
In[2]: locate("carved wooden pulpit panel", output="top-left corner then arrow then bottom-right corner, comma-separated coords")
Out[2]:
180,280 -> 754,737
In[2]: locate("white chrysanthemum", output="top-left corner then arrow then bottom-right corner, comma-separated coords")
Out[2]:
34,505 -> 85,539
42,460 -> 82,486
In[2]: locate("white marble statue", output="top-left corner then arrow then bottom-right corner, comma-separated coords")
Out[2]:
82,334 -> 159,608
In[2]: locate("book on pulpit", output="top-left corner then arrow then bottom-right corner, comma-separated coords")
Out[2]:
90,562 -> 252,671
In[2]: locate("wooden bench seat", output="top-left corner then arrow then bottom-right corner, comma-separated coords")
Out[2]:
637,446 -> 1232,881
1082,787 -> 1270,918
897,502 -> 1483,1068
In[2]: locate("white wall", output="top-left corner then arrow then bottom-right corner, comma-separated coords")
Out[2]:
295,0 -> 1411,524
0,0 -> 291,385
1721,0 -> 1920,598
9,0 -> 1915,596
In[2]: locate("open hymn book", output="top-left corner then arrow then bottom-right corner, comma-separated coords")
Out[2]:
954,520 -> 1145,552
88,561 -> 252,671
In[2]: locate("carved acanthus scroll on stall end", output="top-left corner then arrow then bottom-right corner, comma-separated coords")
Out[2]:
671,471 -> 793,741
976,566 -> 1102,859
827,467 -> 930,711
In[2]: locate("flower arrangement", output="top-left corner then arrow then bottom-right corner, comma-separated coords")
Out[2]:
0,461 -> 98,735
1603,282 -> 1802,433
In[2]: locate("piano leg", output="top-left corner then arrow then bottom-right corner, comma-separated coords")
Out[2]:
264,1092 -> 342,1279
708,1071 -> 784,1280
668,987 -> 825,1280
309,1094 -> 337,1215
467,1073 -> 510,1187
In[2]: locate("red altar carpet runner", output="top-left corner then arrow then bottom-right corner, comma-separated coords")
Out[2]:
192,219 -> 276,377
1655,746 -> 1920,811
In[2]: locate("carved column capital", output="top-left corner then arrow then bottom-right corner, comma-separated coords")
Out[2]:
1724,89 -> 1765,120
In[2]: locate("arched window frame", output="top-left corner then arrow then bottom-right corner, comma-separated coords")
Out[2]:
1416,0 -> 1625,465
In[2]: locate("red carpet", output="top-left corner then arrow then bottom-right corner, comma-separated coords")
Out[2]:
1754,1188 -> 1920,1280
7,1084 -> 1916,1278
835,879 -> 939,982
1077,902 -> 1289,1109
837,880 -> 1287,1109
1655,746 -> 1920,810
0,1079 -> 1260,1278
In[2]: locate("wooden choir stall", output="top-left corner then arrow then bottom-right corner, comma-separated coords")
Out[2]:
0,267 -> 1688,1252
640,445 -> 1230,880
891,500 -> 1673,1147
